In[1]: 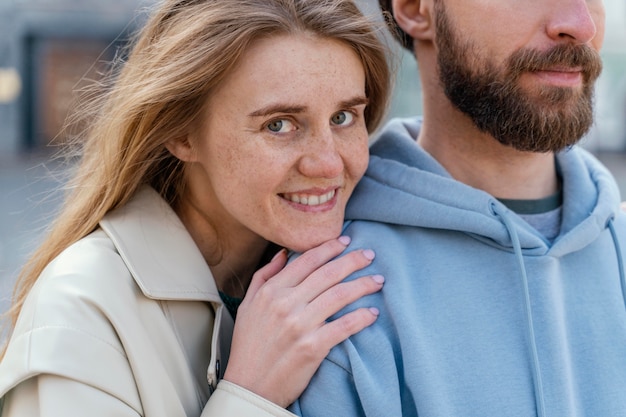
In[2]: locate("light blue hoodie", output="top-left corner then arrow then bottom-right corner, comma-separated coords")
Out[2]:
291,117 -> 626,417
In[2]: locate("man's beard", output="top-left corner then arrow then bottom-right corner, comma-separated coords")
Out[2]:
434,2 -> 603,153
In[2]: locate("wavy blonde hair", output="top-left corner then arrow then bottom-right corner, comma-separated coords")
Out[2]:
1,0 -> 392,356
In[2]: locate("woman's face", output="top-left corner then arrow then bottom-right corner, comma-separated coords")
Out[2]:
184,34 -> 369,252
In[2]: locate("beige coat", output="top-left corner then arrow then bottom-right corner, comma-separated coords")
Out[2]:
0,187 -> 294,417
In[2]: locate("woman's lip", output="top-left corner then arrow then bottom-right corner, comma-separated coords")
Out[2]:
281,188 -> 337,207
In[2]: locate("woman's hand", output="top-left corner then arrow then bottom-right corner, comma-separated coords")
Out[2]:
222,236 -> 383,407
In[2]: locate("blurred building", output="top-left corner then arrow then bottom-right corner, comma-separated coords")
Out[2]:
0,0 -> 153,155
591,0 -> 626,151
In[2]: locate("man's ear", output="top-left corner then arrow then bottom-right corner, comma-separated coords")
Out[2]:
392,0 -> 435,42
165,135 -> 197,162
621,202 -> 626,213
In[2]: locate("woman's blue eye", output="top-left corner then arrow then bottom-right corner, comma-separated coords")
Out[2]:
331,111 -> 353,126
266,119 -> 295,133
267,120 -> 284,132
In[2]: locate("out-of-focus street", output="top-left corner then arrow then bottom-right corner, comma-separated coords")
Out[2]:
0,152 -> 65,314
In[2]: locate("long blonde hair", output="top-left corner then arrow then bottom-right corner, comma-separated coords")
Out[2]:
1,0 -> 392,356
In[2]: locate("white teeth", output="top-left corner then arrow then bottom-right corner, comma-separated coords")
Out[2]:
285,189 -> 335,206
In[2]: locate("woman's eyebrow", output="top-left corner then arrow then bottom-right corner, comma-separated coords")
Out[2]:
248,104 -> 306,118
338,96 -> 370,109
248,95 -> 369,118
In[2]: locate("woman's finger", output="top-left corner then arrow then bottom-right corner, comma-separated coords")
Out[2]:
313,306 -> 380,354
270,236 -> 352,288
244,249 -> 288,300
290,248 -> 376,303
304,274 -> 384,324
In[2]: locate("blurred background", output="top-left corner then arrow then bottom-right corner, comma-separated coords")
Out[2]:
1,0 -> 625,315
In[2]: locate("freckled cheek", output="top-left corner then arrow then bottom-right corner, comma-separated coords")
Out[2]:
347,134 -> 370,180
218,146 -> 255,173
207,151 -> 247,197
221,148 -> 279,200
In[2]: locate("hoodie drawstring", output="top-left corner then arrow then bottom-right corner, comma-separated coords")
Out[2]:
607,219 -> 626,310
491,202 -> 546,417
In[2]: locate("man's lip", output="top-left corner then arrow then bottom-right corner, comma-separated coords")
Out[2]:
530,67 -> 584,87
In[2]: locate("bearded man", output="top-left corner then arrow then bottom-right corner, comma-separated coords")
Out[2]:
291,1 -> 626,416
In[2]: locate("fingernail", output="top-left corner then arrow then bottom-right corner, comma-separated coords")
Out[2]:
371,274 -> 385,284
369,307 -> 380,316
338,236 -> 351,245
362,249 -> 375,260
271,248 -> 286,261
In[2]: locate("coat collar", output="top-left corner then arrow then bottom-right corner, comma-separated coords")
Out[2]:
99,186 -> 222,303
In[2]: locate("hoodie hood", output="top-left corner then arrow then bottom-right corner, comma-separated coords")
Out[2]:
347,117 -> 622,257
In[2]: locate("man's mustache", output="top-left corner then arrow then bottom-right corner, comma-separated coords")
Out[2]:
508,44 -> 603,83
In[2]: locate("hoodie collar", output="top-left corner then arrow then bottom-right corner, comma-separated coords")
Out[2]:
99,186 -> 222,303
349,116 -> 621,256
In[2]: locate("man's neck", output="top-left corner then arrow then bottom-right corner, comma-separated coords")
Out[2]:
417,111 -> 559,200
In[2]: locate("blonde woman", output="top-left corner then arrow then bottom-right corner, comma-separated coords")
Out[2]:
0,0 -> 391,415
